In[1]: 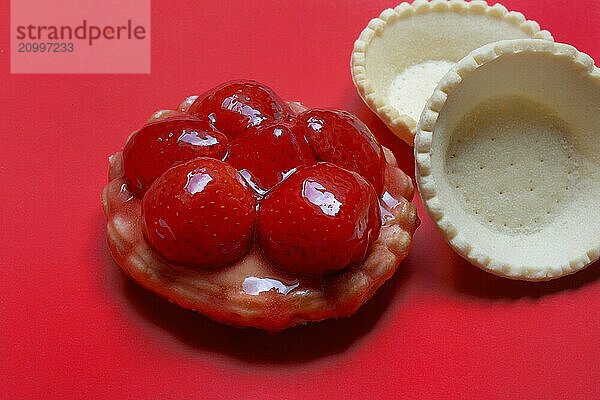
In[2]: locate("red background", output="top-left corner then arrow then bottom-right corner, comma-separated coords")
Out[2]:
1,1 -> 599,399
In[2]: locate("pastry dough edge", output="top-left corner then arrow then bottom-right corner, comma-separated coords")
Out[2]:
414,39 -> 600,281
350,0 -> 554,146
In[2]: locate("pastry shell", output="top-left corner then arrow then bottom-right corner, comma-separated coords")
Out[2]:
351,0 -> 553,146
415,39 -> 600,280
103,152 -> 418,331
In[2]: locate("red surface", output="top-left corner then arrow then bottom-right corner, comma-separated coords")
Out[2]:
1,0 -> 599,398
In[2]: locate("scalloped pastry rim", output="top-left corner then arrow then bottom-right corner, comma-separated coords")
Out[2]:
414,38 -> 600,281
103,146 -> 419,331
350,0 -> 554,146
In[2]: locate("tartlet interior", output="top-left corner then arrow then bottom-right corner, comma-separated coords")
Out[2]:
419,40 -> 600,279
353,0 -> 552,145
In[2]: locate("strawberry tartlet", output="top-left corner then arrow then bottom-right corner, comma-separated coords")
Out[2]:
102,80 -> 419,332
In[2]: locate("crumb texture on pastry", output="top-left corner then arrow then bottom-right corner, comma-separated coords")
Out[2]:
351,0 -> 553,145
447,96 -> 581,235
388,60 -> 455,124
415,39 -> 600,281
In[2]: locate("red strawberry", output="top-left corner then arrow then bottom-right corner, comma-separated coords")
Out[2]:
142,158 -> 257,268
257,162 -> 381,274
295,109 -> 385,194
123,116 -> 228,197
188,80 -> 290,138
226,123 -> 316,193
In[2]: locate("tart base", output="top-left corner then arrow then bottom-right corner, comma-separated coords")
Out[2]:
103,150 -> 418,332
415,39 -> 600,280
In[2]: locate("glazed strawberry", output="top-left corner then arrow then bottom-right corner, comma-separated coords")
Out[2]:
105,80 -> 420,331
142,158 -> 256,268
257,162 -> 381,275
188,80 -> 290,138
296,109 -> 386,194
226,123 -> 316,193
123,116 -> 228,197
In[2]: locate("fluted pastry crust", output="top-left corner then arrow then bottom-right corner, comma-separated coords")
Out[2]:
103,128 -> 418,331
351,0 -> 553,145
415,39 -> 600,280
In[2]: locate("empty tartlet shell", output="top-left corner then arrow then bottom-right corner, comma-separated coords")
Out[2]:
415,39 -> 600,281
351,0 -> 553,146
103,118 -> 418,332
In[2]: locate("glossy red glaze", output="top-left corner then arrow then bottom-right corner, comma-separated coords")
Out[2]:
142,158 -> 256,268
187,80 -> 290,138
296,109 -> 386,194
123,116 -> 228,197
257,162 -> 381,275
226,122 -> 316,193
